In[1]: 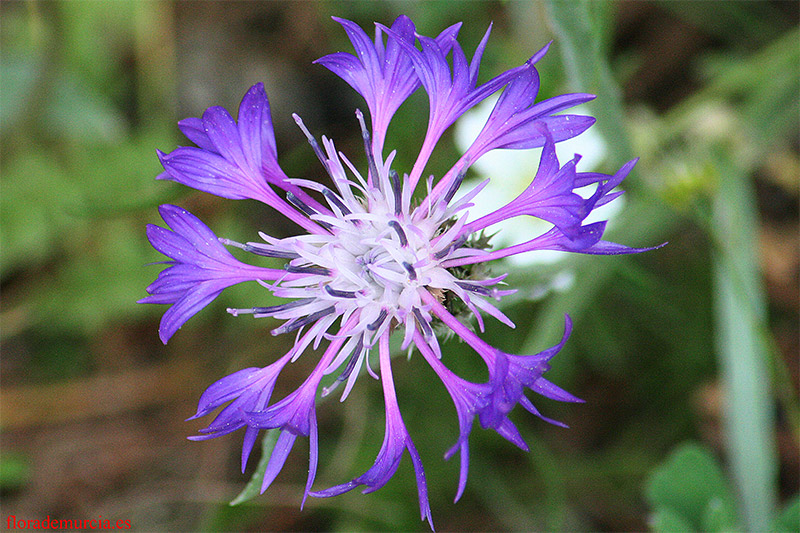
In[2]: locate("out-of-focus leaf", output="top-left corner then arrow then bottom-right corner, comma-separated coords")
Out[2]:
1,130 -> 172,334
702,494 -> 740,532
0,453 -> 31,490
658,1 -> 790,46
544,0 -> 633,171
710,147 -> 777,532
62,130 -> 178,216
39,218 -> 163,333
56,0 -> 136,92
0,152 -> 80,274
645,442 -> 740,532
772,495 -> 799,533
705,29 -> 799,152
661,29 -> 800,162
48,72 -> 127,143
649,506 -> 695,533
0,52 -> 43,131
229,428 -> 280,506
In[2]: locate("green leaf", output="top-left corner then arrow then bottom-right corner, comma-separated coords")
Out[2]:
710,148 -> 778,532
702,495 -> 740,532
48,72 -> 127,143
657,1 -> 790,46
771,495 -> 799,533
0,453 -> 31,490
0,151 -> 80,274
56,0 -> 136,92
645,442 -> 740,532
0,51 -> 43,130
649,506 -> 695,533
544,0 -> 634,171
229,428 -> 280,506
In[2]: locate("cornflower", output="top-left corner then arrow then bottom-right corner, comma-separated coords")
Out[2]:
141,15 -> 654,528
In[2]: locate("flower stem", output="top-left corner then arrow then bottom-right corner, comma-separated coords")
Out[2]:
710,147 -> 777,532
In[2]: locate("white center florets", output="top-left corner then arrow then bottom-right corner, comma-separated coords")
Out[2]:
258,173 -> 462,398
277,171 -> 453,330
225,112 -> 505,399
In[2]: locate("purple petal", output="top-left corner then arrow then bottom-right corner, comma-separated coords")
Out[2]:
576,239 -> 668,255
415,331 -> 485,502
310,332 -> 433,528
459,47 -> 596,165
202,105 -> 248,170
315,16 -> 421,150
261,431 -> 297,493
493,113 -> 596,151
491,417 -> 529,451
421,290 -> 577,433
237,83 -> 280,177
302,416 -> 319,509
158,147 -> 268,201
139,205 -> 282,343
178,117 -> 215,151
158,85 -> 329,233
465,132 -> 588,237
155,285 -> 223,344
189,362 -> 287,421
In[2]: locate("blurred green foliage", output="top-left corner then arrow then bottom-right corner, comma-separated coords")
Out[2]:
1,1 -> 797,532
645,442 -> 800,533
646,443 -> 740,531
1,1 -> 176,343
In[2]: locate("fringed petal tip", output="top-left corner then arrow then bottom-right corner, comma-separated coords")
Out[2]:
582,240 -> 668,256
186,433 -> 215,442
528,40 -> 553,64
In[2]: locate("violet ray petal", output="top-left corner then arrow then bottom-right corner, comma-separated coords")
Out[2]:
140,205 -> 281,343
178,117 -> 215,151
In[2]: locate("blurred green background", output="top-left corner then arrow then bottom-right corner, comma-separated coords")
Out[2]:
1,1 -> 797,531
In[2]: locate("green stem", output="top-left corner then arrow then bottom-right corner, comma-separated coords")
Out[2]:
709,147 -> 777,532
544,0 -> 634,171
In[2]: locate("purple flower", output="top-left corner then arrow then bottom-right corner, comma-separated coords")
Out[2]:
142,15 -> 658,528
139,204 -> 285,343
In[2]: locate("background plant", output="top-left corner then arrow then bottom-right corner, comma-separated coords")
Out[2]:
1,1 -> 797,531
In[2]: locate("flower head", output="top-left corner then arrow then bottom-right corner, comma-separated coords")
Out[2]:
142,15 -> 657,528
